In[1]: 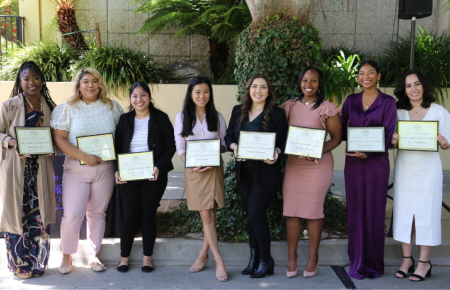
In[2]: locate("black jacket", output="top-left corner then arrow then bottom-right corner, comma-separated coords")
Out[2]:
224,105 -> 288,184
114,107 -> 176,173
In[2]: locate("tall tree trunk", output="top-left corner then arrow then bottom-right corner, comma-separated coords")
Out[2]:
56,3 -> 88,50
245,0 -> 310,23
209,40 -> 229,81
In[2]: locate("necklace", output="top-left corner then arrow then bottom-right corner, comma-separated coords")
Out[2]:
25,95 -> 43,112
301,96 -> 318,105
362,94 -> 377,110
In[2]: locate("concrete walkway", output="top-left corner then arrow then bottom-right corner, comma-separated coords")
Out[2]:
1,264 -> 450,289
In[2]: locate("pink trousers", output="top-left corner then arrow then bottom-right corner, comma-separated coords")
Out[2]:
60,157 -> 115,254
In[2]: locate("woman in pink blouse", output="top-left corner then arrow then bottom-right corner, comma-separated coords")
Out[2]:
174,76 -> 228,282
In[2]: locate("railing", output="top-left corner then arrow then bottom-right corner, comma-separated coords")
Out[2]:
0,15 -> 25,61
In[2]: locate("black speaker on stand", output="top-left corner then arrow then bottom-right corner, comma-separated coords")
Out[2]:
398,0 -> 433,70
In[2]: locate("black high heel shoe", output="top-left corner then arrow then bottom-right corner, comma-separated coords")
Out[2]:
250,257 -> 274,278
410,260 -> 432,282
395,256 -> 415,278
241,248 -> 260,275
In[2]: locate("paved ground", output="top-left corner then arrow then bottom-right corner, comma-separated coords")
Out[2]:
1,265 -> 449,289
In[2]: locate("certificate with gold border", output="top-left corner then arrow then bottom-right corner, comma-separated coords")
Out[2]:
284,126 -> 326,159
118,151 -> 154,181
237,131 -> 276,160
14,126 -> 54,156
76,133 -> 116,165
398,121 -> 439,152
185,139 -> 221,168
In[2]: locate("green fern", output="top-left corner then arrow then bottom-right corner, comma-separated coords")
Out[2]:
133,0 -> 250,44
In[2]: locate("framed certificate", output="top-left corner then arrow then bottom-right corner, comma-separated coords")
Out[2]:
185,139 -> 221,168
398,121 -> 439,152
118,151 -> 154,182
76,133 -> 116,165
237,131 -> 276,160
14,126 -> 54,156
347,127 -> 385,153
284,126 -> 327,159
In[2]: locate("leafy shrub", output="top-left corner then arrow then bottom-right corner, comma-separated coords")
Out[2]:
234,13 -> 322,104
321,43 -> 365,66
214,60 -> 237,85
321,51 -> 359,104
161,155 -> 347,242
0,41 -> 76,82
379,26 -> 450,103
72,43 -> 168,97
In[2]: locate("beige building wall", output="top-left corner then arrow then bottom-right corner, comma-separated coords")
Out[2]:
2,82 -> 450,172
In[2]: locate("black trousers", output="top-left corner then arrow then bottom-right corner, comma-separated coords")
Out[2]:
237,161 -> 279,261
119,173 -> 168,257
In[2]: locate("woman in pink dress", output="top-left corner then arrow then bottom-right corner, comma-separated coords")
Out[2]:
280,67 -> 342,278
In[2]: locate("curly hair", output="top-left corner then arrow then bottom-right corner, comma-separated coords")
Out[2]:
238,73 -> 276,132
394,69 -> 435,110
68,68 -> 113,110
10,61 -> 56,112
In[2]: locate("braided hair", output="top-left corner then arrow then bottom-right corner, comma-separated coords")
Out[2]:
10,61 -> 56,112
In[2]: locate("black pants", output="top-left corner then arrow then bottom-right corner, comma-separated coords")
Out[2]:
119,173 -> 168,257
237,161 -> 279,261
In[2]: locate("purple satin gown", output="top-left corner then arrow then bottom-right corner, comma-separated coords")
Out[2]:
340,91 -> 397,279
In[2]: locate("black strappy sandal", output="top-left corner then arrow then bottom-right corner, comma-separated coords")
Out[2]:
395,256 -> 415,278
410,259 -> 432,282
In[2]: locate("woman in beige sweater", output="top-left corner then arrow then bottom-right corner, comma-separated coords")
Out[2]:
0,61 -> 56,279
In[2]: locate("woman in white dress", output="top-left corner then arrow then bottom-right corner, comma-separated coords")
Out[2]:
391,70 -> 450,282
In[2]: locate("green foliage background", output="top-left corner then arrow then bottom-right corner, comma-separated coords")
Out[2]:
234,14 -> 322,104
0,41 -> 168,95
379,26 -> 450,103
0,41 -> 76,82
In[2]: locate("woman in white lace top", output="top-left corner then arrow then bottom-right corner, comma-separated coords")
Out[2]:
50,68 -> 123,274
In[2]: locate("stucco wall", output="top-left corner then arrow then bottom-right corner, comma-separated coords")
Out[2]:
313,0 -> 442,54
19,0 -> 450,67
2,82 -> 450,172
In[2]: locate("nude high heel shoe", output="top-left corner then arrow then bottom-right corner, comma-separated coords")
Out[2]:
286,255 -> 299,278
189,251 -> 209,273
303,259 -> 319,278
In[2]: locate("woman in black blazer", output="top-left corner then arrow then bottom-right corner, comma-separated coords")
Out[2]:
114,82 -> 176,273
225,73 -> 288,278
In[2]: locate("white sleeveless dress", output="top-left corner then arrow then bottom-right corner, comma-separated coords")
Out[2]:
393,103 -> 450,246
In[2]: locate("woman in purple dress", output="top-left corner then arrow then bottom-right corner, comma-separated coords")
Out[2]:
340,60 -> 397,279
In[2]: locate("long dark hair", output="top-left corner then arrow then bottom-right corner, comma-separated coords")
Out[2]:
394,70 -> 435,110
180,76 -> 219,137
297,66 -> 325,110
10,61 -> 56,112
238,73 -> 276,131
128,82 -> 156,112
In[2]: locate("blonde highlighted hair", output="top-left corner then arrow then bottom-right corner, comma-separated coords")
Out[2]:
67,68 -> 113,110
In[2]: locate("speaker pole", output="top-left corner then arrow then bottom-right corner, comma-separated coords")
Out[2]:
410,16 -> 416,70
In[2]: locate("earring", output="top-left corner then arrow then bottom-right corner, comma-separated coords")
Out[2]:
377,81 -> 380,89
357,83 -> 361,90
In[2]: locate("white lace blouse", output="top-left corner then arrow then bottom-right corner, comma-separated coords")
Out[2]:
50,99 -> 124,147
